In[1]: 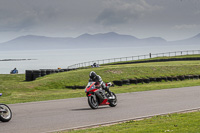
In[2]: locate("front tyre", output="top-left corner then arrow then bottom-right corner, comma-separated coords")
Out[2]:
88,95 -> 98,109
0,104 -> 12,122
109,92 -> 117,107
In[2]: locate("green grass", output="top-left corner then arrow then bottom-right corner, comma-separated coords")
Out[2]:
66,111 -> 200,133
102,54 -> 200,65
0,55 -> 200,104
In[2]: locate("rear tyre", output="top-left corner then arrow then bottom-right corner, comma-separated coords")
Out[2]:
88,95 -> 98,109
109,92 -> 117,107
0,104 -> 12,122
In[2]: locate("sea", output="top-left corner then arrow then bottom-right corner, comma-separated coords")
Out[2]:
0,44 -> 200,74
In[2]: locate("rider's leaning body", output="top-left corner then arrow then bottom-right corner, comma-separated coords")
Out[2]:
88,71 -> 114,99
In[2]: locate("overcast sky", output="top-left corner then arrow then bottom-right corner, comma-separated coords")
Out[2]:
0,0 -> 200,43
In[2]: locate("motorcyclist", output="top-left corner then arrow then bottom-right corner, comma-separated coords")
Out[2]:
89,71 -> 114,99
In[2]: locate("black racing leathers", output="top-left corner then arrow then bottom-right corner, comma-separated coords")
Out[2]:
89,75 -> 112,95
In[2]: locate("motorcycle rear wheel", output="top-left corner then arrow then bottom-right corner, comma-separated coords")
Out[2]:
88,95 -> 98,109
109,92 -> 117,107
0,104 -> 12,122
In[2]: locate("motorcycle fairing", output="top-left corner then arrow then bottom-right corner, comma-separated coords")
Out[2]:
94,89 -> 105,104
85,82 -> 96,92
100,99 -> 110,105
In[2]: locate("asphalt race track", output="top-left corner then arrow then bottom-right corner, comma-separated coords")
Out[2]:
1,86 -> 200,133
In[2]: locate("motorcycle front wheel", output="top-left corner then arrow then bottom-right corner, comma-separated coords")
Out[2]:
109,92 -> 117,107
88,95 -> 98,109
0,104 -> 12,122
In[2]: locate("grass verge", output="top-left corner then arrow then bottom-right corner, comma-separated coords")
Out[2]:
66,111 -> 200,133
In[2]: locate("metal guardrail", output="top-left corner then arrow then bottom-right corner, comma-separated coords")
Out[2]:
67,50 -> 200,69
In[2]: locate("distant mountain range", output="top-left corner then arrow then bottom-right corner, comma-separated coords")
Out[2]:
0,32 -> 199,51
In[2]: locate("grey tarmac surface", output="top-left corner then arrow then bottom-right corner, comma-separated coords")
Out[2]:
1,86 -> 200,133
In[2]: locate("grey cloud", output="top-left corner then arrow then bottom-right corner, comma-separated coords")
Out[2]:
95,8 -> 137,26
0,0 -> 102,32
0,0 -> 63,32
0,18 -> 36,32
0,0 -> 200,42
173,24 -> 200,30
95,0 -> 162,26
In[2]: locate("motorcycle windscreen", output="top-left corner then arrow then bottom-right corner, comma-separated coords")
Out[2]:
85,82 -> 96,92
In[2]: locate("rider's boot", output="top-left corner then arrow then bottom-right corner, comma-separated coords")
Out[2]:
105,87 -> 115,99
108,94 -> 115,100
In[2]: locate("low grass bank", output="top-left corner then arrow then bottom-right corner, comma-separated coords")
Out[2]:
1,74 -> 200,104
66,111 -> 200,133
102,54 -> 200,66
0,55 -> 200,104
